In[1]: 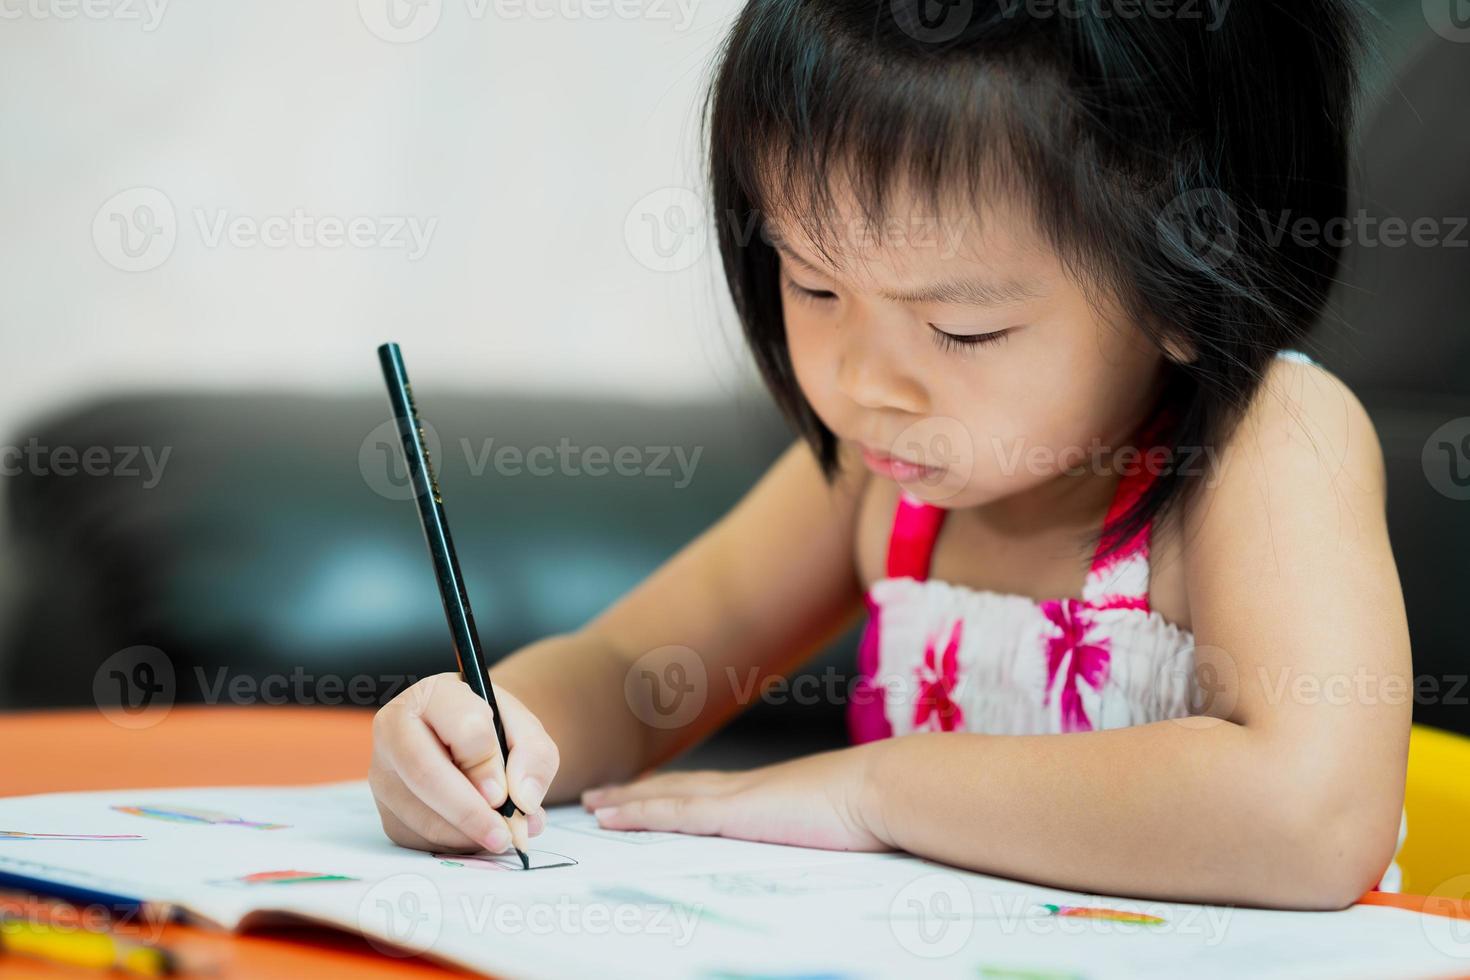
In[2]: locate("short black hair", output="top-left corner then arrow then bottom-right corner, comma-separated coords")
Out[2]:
705,0 -> 1367,552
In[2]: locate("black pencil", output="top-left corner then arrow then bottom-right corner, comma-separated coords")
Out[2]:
376,341 -> 529,870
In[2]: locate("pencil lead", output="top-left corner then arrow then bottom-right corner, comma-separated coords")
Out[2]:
516,848 -> 530,871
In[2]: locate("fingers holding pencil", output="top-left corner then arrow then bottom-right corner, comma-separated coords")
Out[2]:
370,673 -> 558,860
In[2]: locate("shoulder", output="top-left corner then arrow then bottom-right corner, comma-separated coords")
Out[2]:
1180,355 -> 1388,571
1223,355 -> 1383,500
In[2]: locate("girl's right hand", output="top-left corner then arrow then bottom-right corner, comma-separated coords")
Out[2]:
369,672 -> 560,855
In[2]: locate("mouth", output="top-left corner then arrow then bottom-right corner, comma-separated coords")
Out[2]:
859,444 -> 947,484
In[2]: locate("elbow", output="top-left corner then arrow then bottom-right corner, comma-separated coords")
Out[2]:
1272,792 -> 1404,911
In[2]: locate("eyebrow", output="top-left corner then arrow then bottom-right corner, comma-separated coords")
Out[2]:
772,240 -> 1045,308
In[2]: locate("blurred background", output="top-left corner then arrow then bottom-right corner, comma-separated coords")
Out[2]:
0,0 -> 1465,767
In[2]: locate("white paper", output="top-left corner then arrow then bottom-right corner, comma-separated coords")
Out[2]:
0,782 -> 1463,979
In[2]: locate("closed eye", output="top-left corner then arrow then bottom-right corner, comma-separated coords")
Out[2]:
779,273 -> 837,303
929,325 -> 1012,355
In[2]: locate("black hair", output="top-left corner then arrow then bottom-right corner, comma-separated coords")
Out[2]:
705,0 -> 1367,553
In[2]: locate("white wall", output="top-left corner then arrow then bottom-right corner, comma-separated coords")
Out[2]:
0,0 -> 757,435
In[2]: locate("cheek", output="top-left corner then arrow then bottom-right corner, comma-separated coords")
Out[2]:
784,307 -> 836,410
923,339 -> 1136,499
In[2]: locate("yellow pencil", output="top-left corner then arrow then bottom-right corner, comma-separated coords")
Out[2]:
0,915 -> 181,977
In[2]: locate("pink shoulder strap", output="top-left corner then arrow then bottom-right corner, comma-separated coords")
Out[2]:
885,490 -> 947,580
1081,424 -> 1171,609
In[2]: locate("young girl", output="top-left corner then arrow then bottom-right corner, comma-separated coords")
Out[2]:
370,0 -> 1410,909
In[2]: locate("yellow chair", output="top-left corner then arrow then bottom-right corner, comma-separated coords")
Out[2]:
1400,724 -> 1470,895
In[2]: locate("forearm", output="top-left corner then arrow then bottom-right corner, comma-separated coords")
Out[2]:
490,631 -> 648,804
861,721 -> 1387,910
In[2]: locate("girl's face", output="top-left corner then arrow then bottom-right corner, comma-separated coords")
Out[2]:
776,185 -> 1170,510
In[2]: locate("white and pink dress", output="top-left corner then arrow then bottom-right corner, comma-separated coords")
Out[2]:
847,450 -> 1405,892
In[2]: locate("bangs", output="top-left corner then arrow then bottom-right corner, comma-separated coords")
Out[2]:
706,4 -> 1127,288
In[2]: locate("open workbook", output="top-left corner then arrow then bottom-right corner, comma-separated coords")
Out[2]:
0,781 -> 1460,979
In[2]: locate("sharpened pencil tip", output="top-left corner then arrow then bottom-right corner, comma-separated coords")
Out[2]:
516,848 -> 530,870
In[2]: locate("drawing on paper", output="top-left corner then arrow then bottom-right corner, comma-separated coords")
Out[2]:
210,870 -> 358,887
111,805 -> 290,830
432,850 -> 579,871
873,900 -> 1168,927
978,966 -> 1087,980
1034,904 -> 1165,925
0,832 -> 144,841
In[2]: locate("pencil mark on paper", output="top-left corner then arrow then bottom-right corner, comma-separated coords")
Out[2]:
111,805 -> 290,830
432,850 -> 578,872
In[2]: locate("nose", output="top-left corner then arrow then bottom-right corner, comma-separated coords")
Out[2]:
835,324 -> 929,415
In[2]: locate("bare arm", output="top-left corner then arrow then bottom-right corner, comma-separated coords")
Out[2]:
492,439 -> 870,803
863,362 -> 1411,909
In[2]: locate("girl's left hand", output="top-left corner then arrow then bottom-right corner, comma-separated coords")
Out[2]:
581,745 -> 891,852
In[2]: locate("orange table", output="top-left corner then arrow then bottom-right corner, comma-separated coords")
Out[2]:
3,706 -> 1468,979
1,706 -> 469,979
